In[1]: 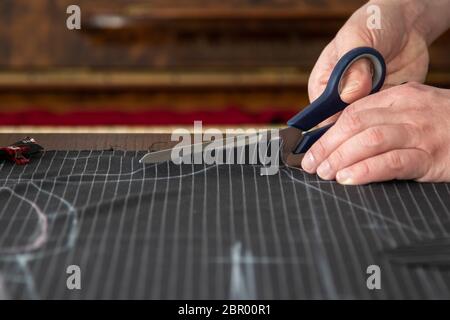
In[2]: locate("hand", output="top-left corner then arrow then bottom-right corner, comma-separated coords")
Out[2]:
301,83 -> 450,184
308,0 -> 430,125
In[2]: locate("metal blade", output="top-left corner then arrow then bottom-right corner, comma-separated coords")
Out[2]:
139,140 -> 213,163
139,132 -> 263,164
139,127 -> 305,166
278,126 -> 304,166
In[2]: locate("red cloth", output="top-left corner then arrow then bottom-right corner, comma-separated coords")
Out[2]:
0,108 -> 297,126
0,137 -> 44,165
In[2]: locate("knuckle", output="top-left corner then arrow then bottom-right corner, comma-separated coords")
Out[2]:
358,160 -> 372,177
407,111 -> 431,136
403,124 -> 420,147
341,108 -> 363,132
363,127 -> 385,147
386,151 -> 405,171
344,103 -> 358,115
329,148 -> 346,167
311,138 -> 327,159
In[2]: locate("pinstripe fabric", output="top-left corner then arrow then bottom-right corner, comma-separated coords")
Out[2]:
0,150 -> 449,299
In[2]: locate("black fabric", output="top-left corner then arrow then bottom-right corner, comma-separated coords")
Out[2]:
0,150 -> 449,299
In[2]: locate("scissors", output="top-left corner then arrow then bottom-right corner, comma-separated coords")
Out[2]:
140,47 -> 386,165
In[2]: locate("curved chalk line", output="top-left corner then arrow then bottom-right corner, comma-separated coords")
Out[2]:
281,167 -> 432,238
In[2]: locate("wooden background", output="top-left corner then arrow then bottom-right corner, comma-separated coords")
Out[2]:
0,0 -> 449,114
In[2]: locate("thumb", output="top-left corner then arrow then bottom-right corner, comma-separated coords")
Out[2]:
339,58 -> 373,104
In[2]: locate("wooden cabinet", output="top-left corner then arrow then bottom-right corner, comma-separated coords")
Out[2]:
0,0 -> 448,112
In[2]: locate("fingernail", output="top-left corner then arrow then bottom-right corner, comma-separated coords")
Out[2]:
317,160 -> 332,179
341,81 -> 360,94
336,169 -> 354,185
301,152 -> 316,172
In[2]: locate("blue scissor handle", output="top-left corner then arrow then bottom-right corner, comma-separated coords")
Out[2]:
287,47 -> 386,133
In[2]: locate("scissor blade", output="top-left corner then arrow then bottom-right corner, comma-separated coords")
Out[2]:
139,128 -> 305,165
278,126 -> 304,165
139,140 -> 213,164
139,147 -> 175,164
139,131 -> 264,164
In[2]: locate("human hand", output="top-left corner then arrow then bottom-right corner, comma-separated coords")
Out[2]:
308,0 -> 430,124
301,83 -> 450,184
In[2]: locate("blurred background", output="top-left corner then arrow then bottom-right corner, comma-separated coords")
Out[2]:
0,0 -> 449,127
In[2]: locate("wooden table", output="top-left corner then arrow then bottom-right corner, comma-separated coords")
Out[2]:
0,125 -> 277,150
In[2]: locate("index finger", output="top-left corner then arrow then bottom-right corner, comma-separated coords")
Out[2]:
300,90 -> 402,173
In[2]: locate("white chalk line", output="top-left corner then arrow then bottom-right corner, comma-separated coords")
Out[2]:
0,163 -> 218,185
229,242 -> 257,300
281,167 -> 433,239
1,152 -> 446,299
0,182 -> 78,299
0,188 -> 48,254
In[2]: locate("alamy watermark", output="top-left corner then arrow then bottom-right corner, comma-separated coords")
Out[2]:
366,264 -> 381,290
66,264 -> 81,290
170,121 -> 281,175
65,4 -> 381,31
63,262 -> 381,293
66,5 -> 81,30
367,4 -> 382,30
